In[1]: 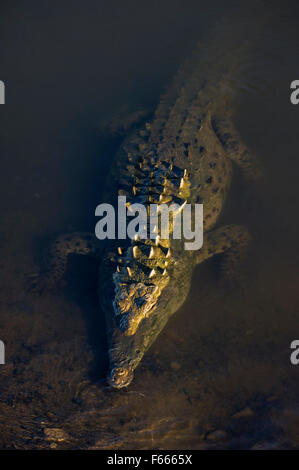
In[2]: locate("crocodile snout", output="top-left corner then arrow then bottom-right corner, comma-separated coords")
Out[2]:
108,366 -> 134,389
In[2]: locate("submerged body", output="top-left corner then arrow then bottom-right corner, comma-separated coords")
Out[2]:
96,39 -> 260,387
32,34 -> 260,388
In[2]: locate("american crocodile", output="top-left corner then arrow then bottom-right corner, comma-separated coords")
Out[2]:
32,34 -> 261,389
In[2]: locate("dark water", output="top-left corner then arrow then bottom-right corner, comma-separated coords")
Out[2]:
1,0 -> 299,449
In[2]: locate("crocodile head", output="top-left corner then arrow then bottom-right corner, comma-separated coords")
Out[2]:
102,239 -> 173,389
113,274 -> 170,336
106,251 -> 192,389
107,280 -> 169,389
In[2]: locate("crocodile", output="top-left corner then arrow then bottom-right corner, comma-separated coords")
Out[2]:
32,34 -> 261,389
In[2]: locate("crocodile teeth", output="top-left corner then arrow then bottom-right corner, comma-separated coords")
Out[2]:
118,247 -> 123,255
179,178 -> 186,189
152,225 -> 158,233
116,266 -> 121,273
184,169 -> 188,178
133,246 -> 141,259
159,195 -> 172,203
126,203 -> 134,214
134,234 -> 140,242
155,235 -> 161,246
179,200 -> 187,212
149,247 -> 155,258
127,267 -> 133,277
162,269 -> 167,276
149,269 -> 156,278
132,186 -> 137,195
166,248 -> 171,258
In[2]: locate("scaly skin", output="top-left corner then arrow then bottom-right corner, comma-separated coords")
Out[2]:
31,40 -> 260,389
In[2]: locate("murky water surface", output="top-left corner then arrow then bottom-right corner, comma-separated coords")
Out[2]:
0,0 -> 299,449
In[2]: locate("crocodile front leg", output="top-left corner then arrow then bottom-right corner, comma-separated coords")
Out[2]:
197,224 -> 251,282
30,232 -> 100,293
211,113 -> 262,180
